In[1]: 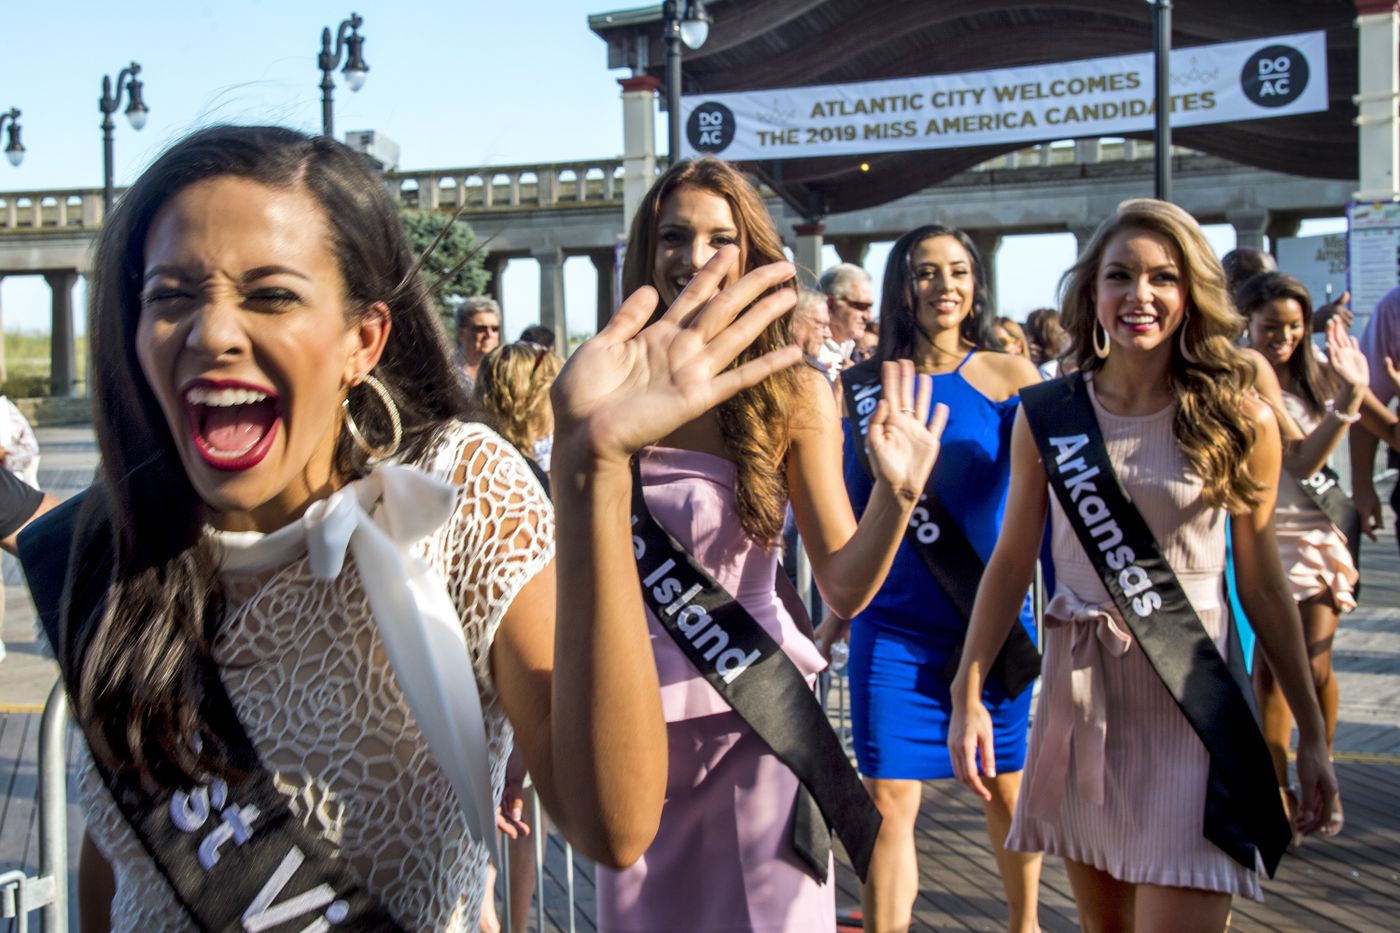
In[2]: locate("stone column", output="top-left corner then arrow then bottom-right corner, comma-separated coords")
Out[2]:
1227,208 -> 1269,252
1355,1 -> 1400,200
44,270 -> 78,398
619,75 -> 661,232
534,247 -> 567,353
483,254 -> 507,304
965,230 -> 1003,305
828,236 -> 870,268
792,222 -> 825,289
590,246 -> 619,333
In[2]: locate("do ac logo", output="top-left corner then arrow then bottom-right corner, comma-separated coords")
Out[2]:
1240,44 -> 1309,108
687,102 -> 735,153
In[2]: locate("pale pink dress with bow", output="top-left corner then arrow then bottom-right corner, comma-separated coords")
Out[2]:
1006,378 -> 1263,900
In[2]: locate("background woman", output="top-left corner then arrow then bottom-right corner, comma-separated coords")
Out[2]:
473,340 -> 564,487
64,125 -> 799,932
950,200 -> 1339,932
1237,271 -> 1395,831
603,157 -> 947,932
820,224 -> 1043,933
469,338 -> 564,933
994,316 -> 1032,359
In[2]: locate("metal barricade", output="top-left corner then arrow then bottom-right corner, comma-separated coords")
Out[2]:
0,680 -> 70,933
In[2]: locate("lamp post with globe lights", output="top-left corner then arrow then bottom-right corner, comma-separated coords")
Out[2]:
100,62 -> 149,214
0,109 -> 24,168
663,0 -> 711,165
319,13 -> 369,139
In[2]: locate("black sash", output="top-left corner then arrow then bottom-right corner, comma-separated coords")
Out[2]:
629,460 -> 881,882
841,359 -> 1039,698
1020,374 -> 1290,875
1292,464 -> 1362,571
17,491 -> 408,933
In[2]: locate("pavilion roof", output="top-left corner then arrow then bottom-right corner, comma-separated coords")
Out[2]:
589,0 -> 1362,217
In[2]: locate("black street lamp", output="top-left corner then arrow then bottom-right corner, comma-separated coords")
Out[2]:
319,12 -> 369,140
663,0 -> 711,165
0,109 -> 24,167
1148,0 -> 1173,201
100,62 -> 149,214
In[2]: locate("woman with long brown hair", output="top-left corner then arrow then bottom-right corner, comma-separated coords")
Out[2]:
949,199 -> 1339,932
602,157 -> 949,931
50,125 -> 809,933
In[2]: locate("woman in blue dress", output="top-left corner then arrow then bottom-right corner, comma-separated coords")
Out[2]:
818,225 -> 1043,932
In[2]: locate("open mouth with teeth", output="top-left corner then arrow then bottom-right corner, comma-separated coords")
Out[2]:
1119,313 -> 1160,331
182,379 -> 282,471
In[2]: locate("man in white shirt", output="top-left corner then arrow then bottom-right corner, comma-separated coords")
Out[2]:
818,263 -> 874,374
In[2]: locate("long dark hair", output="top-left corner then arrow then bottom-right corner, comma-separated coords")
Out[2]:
622,157 -> 798,545
78,124 -> 468,788
878,224 -> 999,362
1236,271 -> 1334,416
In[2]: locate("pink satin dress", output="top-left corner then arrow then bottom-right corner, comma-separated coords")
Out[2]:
595,446 -> 835,932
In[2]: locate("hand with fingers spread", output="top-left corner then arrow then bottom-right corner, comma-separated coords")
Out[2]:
551,246 -> 802,465
865,359 -> 950,502
1325,317 -> 1369,399
947,695 -> 997,802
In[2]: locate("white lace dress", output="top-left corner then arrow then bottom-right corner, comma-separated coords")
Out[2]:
76,421 -> 555,932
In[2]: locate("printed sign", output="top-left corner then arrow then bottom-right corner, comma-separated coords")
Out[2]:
1347,200 -> 1400,332
1276,233 -> 1348,309
681,31 -> 1328,161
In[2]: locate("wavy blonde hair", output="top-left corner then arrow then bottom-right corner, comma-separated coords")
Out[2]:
622,158 -> 798,545
1060,198 -> 1265,512
472,342 -> 563,453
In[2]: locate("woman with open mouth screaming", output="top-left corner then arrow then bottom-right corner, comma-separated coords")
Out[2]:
29,125 -> 804,933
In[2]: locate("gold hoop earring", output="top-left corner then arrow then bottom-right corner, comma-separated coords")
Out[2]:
343,373 -> 403,462
1178,312 -> 1198,363
1092,321 -> 1111,359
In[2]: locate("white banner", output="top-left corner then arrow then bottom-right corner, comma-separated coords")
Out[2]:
681,31 -> 1328,161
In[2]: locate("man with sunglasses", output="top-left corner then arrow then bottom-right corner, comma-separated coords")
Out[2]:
818,262 -> 874,375
453,296 -> 502,394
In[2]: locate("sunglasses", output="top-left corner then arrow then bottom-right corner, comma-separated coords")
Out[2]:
470,323 -> 500,335
837,297 -> 874,312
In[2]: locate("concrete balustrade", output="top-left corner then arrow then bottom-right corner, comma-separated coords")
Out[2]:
385,160 -> 628,213
0,141 -> 1211,234
0,140 -> 1357,385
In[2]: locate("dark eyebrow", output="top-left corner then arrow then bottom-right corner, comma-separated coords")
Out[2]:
243,265 -> 312,283
658,222 -> 739,236
142,264 -> 190,284
142,264 -> 312,285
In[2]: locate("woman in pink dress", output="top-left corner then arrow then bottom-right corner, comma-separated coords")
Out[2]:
595,157 -> 949,932
1237,271 -> 1400,831
948,199 -> 1340,932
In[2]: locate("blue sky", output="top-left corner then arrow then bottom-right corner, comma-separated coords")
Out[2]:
0,1 -> 1343,337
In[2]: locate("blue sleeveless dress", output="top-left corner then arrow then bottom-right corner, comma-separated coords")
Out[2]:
841,351 -> 1035,780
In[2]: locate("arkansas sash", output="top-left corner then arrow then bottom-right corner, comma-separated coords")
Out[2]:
841,358 -> 1039,697
1019,374 -> 1291,875
630,459 -> 882,882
